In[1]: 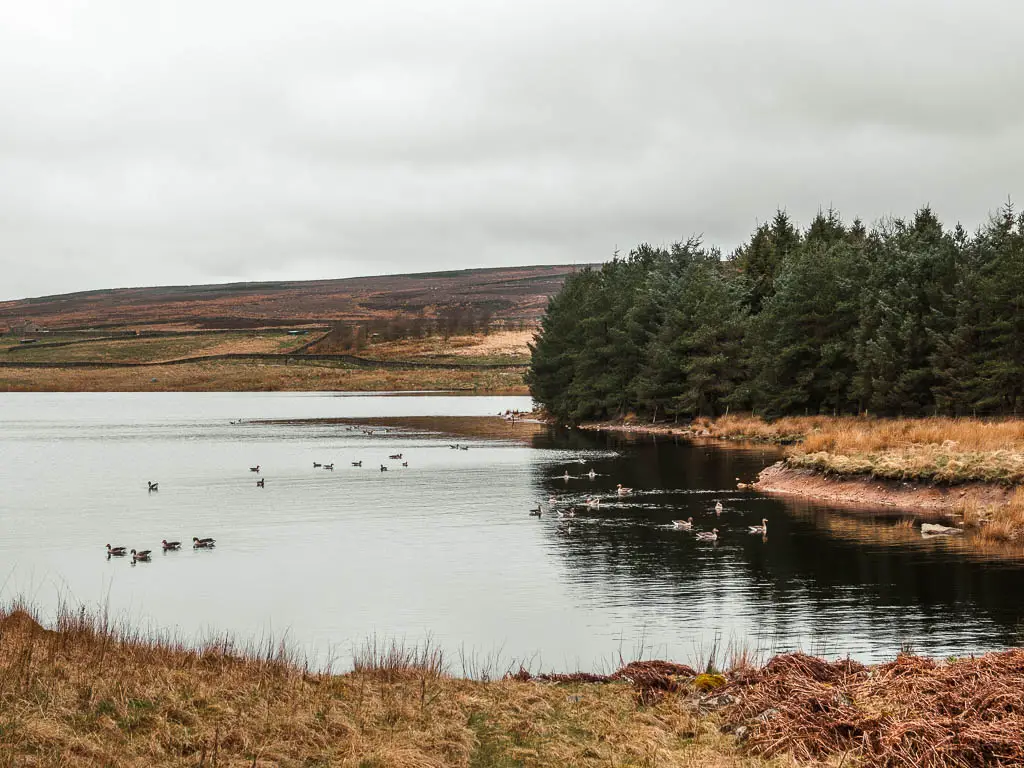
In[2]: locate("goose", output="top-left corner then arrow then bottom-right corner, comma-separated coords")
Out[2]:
351,461 -> 362,467
587,469 -> 596,479
313,462 -> 322,468
557,509 -> 575,519
193,537 -> 216,548
161,539 -> 181,551
106,544 -> 127,556
673,517 -> 694,530
323,464 -> 334,471
695,528 -> 719,541
714,500 -> 723,515
747,518 -> 768,534
616,484 -> 632,496
147,481 -> 159,492
380,465 -> 388,472
250,465 -> 260,473
389,453 -> 403,460
130,549 -> 152,561
584,497 -> 600,508
256,478 -> 265,487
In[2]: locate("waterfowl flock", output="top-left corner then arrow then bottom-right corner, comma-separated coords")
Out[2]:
107,538 -> 214,564
534,470 -> 767,544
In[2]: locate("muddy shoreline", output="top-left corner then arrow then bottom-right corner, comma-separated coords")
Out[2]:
752,461 -> 1013,515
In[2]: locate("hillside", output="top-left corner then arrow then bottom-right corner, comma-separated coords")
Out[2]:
0,264 -> 587,332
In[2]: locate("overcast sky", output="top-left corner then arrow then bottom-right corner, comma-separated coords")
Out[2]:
1,1 -> 1022,300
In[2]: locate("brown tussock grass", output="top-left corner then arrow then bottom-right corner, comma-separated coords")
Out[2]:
0,602 -> 783,768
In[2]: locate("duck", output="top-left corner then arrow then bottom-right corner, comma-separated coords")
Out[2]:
380,464 -> 388,472
459,445 -> 469,451
549,496 -> 558,503
584,497 -> 600,508
714,500 -> 723,515
695,528 -> 719,541
747,518 -> 768,534
562,471 -> 571,481
131,549 -> 152,562
250,465 -> 260,473
147,481 -> 159,492
193,537 -> 216,548
256,478 -> 265,487
323,464 -> 334,471
587,469 -> 596,479
529,505 -> 542,517
351,461 -> 362,467
313,462 -> 322,468
402,461 -> 408,467
672,517 -> 694,530
161,539 -> 181,551
616,484 -> 632,496
557,509 -> 575,519
389,453 -> 403,460
106,544 -> 127,556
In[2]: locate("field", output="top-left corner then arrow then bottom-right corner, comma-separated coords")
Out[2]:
3,331 -> 306,363
326,329 -> 535,366
0,358 -> 528,393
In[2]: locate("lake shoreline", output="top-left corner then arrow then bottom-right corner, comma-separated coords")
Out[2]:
5,602 -> 1024,767
752,460 -> 1013,514
578,415 -> 1024,538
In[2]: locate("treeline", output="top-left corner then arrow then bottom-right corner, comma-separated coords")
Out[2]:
527,202 -> 1024,421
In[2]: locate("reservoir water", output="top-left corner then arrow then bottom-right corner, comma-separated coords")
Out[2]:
2,392 -> 1023,671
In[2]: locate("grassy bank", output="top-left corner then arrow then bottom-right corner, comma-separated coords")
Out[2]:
7,602 -> 1024,767
0,603 -> 772,768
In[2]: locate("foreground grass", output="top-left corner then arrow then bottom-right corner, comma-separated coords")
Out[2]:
0,604 -> 776,768
0,360 -> 528,394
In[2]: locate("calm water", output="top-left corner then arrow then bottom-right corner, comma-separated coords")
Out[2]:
2,392 -> 1024,671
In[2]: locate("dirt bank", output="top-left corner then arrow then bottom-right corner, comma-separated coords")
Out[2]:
753,461 -> 1013,513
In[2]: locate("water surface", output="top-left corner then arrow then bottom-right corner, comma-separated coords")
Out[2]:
2,392 -> 1023,670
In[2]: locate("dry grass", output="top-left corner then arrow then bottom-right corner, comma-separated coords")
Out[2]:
353,330 -> 534,365
0,360 -> 528,394
686,415 -> 1024,486
0,602 -> 783,768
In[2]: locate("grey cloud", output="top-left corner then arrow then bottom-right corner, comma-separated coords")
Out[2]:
1,0 -> 1022,300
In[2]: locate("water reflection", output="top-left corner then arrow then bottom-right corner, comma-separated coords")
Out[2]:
530,430 -> 1024,661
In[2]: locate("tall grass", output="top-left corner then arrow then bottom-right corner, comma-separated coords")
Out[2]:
0,599 -> 772,767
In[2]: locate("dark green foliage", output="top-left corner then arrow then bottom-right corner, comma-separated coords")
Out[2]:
529,202 -> 1024,421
